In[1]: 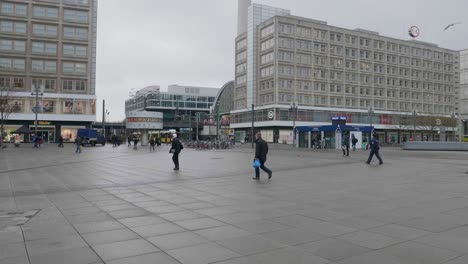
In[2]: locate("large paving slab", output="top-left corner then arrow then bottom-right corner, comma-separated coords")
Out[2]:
1,144 -> 468,263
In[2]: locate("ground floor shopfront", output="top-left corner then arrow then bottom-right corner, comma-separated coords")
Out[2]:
2,120 -> 92,143
232,124 -> 457,147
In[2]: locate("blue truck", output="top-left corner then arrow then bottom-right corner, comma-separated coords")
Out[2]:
77,128 -> 106,146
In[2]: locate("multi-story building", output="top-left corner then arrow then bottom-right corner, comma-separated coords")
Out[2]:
125,84 -> 219,139
0,0 -> 97,143
460,49 -> 468,139
232,1 -> 460,144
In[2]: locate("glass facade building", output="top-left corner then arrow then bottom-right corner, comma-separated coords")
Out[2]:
125,85 -> 219,126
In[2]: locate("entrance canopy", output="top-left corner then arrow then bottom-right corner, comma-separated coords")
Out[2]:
14,125 -> 31,134
296,125 -> 374,133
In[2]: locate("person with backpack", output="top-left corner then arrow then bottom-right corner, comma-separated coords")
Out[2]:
366,134 -> 383,165
351,134 -> 358,151
127,136 -> 131,147
169,133 -> 183,170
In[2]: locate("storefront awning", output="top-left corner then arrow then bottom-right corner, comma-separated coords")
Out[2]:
296,125 -> 374,133
14,125 -> 31,134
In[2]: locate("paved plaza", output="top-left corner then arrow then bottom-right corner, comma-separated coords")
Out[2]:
1,143 -> 468,264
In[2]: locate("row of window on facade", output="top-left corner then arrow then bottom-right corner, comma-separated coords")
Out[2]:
0,20 -> 89,40
254,50 -> 454,72
0,58 -> 87,74
0,76 -> 87,92
248,65 -> 455,84
5,98 -> 95,115
256,93 -> 453,113
254,79 -> 456,95
254,23 -> 455,62
253,38 -> 454,65
0,40 -> 88,57
0,2 -> 89,23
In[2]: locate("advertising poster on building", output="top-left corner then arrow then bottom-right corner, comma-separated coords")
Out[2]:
73,101 -> 86,114
10,99 -> 23,112
42,99 -> 55,113
64,100 -> 74,114
91,99 -> 96,115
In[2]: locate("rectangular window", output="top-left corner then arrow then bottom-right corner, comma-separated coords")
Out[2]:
64,26 -> 88,40
64,9 -> 89,23
1,3 -> 27,16
32,60 -> 56,73
63,44 -> 87,57
0,20 -> 26,34
0,58 -> 24,71
32,42 -> 57,55
63,62 -> 87,74
0,39 -> 23,52
63,80 -> 73,90
33,6 -> 58,19
33,24 -> 58,37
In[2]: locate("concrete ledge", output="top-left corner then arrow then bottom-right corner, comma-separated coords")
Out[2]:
403,142 -> 468,151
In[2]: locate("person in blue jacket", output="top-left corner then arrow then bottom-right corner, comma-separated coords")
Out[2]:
366,134 -> 383,165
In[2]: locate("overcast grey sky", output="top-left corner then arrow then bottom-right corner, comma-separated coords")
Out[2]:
96,0 -> 468,121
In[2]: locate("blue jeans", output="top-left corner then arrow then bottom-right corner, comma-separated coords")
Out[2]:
75,144 -> 81,153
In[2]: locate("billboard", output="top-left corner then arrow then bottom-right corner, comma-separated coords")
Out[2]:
126,111 -> 163,129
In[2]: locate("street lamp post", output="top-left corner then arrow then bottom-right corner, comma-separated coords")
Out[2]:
450,111 -> 456,141
251,104 -> 254,149
215,102 -> 220,145
412,109 -> 418,140
106,109 -> 110,136
31,85 -> 44,136
368,106 -> 374,142
290,102 -> 298,146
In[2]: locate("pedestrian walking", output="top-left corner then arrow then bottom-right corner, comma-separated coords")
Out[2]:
75,136 -> 82,153
366,134 -> 383,165
351,134 -> 358,151
253,132 -> 272,180
342,133 -> 350,156
133,136 -> 138,150
38,136 -> 43,148
169,133 -> 183,170
32,134 -> 39,148
149,137 -> 155,152
127,136 -> 131,147
58,135 -> 64,148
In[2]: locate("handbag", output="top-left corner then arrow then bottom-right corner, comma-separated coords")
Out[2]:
253,159 -> 261,168
169,148 -> 175,153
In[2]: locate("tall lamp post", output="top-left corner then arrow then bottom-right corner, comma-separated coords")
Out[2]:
368,106 -> 374,142
215,102 -> 220,144
106,109 -> 110,136
290,102 -> 298,146
412,109 -> 418,140
31,85 -> 44,136
450,111 -> 456,141
251,104 -> 254,149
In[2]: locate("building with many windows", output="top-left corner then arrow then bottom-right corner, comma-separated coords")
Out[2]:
125,84 -> 219,139
460,49 -> 468,139
233,1 -> 460,144
0,0 -> 97,143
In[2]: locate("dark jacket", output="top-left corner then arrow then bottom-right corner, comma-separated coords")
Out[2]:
370,137 -> 380,151
342,135 -> 350,146
171,138 -> 182,154
255,138 -> 269,161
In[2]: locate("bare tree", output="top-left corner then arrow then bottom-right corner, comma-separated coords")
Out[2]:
0,86 -> 15,140
416,116 -> 457,141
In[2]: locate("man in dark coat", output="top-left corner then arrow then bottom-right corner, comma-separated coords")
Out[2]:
170,133 -> 183,170
254,132 -> 272,180
366,134 -> 383,165
342,133 -> 350,156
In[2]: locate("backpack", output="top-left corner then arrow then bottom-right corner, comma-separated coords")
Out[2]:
352,138 -> 358,144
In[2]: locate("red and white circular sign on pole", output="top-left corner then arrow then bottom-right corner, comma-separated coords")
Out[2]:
408,26 -> 420,38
